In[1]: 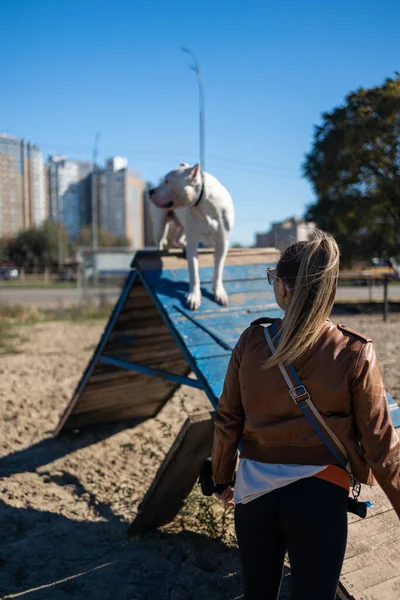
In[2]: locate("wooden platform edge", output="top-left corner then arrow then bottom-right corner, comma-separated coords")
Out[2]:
128,411 -> 214,535
337,581 -> 355,600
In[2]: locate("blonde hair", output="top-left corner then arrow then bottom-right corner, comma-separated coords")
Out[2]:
266,229 -> 339,369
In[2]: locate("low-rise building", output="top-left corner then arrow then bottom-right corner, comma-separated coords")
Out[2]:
255,216 -> 316,250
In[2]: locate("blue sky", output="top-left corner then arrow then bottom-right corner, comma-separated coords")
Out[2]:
1,0 -> 399,245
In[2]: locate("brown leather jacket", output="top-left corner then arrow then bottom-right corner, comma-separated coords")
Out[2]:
212,318 -> 400,518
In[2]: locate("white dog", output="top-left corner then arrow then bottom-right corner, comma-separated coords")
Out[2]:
148,163 -> 234,310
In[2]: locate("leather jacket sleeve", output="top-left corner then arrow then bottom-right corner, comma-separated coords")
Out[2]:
211,329 -> 247,484
352,342 -> 400,518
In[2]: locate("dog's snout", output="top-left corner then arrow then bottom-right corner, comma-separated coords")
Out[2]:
148,188 -> 155,197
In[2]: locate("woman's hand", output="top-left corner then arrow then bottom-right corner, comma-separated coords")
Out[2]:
214,485 -> 234,506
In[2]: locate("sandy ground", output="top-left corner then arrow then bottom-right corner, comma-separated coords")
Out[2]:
0,313 -> 399,599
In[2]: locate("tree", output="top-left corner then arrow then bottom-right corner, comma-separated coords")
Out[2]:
0,238 -> 9,260
5,220 -> 68,268
303,75 -> 400,264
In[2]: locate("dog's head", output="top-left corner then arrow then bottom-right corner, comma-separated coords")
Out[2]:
148,163 -> 202,210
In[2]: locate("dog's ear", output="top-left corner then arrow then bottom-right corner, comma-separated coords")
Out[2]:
189,163 -> 200,180
180,162 -> 190,168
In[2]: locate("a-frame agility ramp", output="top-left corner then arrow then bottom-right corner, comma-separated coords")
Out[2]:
55,248 -> 400,600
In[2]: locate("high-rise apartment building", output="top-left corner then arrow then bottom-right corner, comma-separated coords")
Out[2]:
99,157 -> 145,248
47,155 -> 92,238
0,133 -> 46,237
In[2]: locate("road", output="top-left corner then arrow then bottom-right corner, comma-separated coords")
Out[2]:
0,284 -> 399,308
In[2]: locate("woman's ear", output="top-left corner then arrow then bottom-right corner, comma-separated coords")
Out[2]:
276,280 -> 286,298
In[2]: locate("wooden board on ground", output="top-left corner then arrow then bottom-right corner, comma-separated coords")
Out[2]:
339,426 -> 400,600
128,411 -> 214,535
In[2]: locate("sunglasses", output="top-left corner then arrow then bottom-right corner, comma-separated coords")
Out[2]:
267,268 -> 292,291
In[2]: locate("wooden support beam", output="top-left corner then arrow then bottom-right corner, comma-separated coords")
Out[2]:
99,356 -> 202,389
128,411 -> 214,535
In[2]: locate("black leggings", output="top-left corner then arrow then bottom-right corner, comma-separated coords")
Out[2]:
234,477 -> 348,600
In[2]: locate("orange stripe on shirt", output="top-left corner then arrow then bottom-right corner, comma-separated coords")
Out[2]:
314,465 -> 350,492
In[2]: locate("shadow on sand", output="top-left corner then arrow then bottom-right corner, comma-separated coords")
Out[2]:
0,461 -> 292,600
0,497 -> 250,600
0,421 -> 146,479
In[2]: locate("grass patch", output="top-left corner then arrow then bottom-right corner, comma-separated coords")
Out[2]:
0,303 -> 112,326
0,320 -> 23,355
0,302 -> 112,353
167,485 -> 236,546
0,281 -> 76,289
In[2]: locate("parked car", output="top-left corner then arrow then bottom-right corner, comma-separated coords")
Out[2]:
0,264 -> 19,280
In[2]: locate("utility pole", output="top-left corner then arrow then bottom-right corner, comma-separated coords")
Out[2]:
91,133 -> 100,287
181,47 -> 205,171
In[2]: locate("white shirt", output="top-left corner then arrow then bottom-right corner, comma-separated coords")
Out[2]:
234,458 -> 328,504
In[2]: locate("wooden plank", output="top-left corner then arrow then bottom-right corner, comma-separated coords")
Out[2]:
128,411 -> 214,534
134,247 -> 280,272
145,262 -> 277,285
345,510 -> 399,559
99,356 -> 202,389
64,379 -> 180,428
156,289 -> 278,314
156,292 -> 278,316
103,337 -> 185,363
339,427 -> 400,599
153,277 -> 276,296
341,526 -> 400,599
195,356 -> 232,402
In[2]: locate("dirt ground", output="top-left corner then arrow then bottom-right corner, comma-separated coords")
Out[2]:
0,313 -> 399,600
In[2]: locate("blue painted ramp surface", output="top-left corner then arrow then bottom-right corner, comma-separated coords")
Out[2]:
141,263 -> 281,404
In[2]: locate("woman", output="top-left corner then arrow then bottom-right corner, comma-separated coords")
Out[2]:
211,230 -> 400,600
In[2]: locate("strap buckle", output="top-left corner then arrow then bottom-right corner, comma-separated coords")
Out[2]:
289,385 -> 311,404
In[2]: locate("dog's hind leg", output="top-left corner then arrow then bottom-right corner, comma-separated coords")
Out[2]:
213,236 -> 229,306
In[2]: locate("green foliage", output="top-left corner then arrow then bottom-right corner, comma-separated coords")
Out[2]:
2,220 -> 68,267
175,486 -> 236,546
0,320 -> 22,355
76,226 -> 130,248
303,74 -> 400,264
0,238 -> 8,259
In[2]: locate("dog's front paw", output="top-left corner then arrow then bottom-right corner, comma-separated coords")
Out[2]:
186,288 -> 202,311
213,284 -> 229,306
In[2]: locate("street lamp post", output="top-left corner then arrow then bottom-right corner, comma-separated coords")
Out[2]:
91,132 -> 100,287
181,47 -> 205,171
